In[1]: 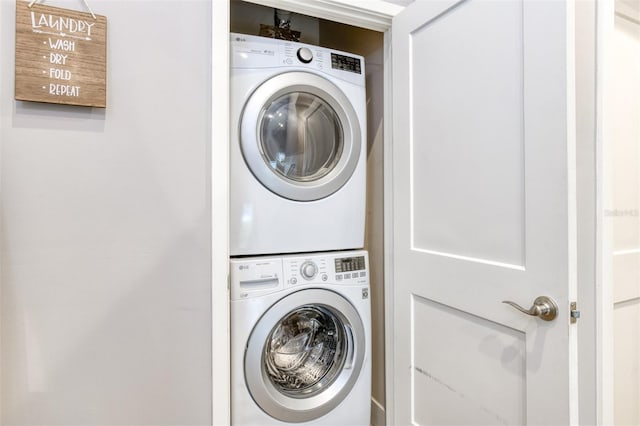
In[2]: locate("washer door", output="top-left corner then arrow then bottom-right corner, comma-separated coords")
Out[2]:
245,289 -> 365,423
241,72 -> 362,201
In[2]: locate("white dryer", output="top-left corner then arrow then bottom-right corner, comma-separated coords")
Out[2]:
230,33 -> 367,256
230,250 -> 371,425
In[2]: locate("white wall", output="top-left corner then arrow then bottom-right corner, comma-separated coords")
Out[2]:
0,1 -> 212,424
610,3 -> 640,425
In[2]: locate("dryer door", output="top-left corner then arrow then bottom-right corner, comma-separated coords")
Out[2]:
240,72 -> 362,201
244,288 -> 365,423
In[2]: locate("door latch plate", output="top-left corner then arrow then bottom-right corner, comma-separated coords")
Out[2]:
570,302 -> 580,324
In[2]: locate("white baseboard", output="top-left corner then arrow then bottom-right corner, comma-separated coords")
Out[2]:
371,397 -> 386,426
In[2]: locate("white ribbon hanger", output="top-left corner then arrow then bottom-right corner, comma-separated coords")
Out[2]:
27,0 -> 97,20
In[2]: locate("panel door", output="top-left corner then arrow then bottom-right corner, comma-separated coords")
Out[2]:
391,0 -> 578,424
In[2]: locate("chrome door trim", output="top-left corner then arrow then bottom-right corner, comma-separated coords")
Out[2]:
244,288 -> 365,422
240,72 -> 362,201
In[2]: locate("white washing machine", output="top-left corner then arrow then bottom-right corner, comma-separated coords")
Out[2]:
230,33 -> 367,256
230,250 -> 371,425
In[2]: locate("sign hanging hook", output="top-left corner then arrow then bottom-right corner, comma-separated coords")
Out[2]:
27,0 -> 97,20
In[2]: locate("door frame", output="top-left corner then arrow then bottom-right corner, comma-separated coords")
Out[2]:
595,0 -> 640,424
211,2 -> 230,425
211,1 -> 604,425
212,3 -> 396,424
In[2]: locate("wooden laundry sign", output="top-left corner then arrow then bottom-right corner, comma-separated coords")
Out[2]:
14,1 -> 107,107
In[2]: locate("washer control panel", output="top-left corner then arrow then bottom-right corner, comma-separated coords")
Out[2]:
334,255 -> 367,282
282,250 -> 368,287
230,250 -> 369,300
300,261 -> 318,280
229,258 -> 283,300
334,255 -> 366,273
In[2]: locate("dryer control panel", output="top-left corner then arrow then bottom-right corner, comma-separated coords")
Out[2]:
230,33 -> 365,87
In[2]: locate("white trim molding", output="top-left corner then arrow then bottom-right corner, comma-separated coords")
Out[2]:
242,0 -> 398,31
596,0 -> 616,424
212,1 -> 230,425
382,27 -> 394,426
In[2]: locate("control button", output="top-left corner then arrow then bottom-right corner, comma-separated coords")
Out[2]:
285,58 -> 293,64
344,273 -> 351,279
290,277 -> 298,285
297,47 -> 313,64
321,274 -> 328,282
336,274 -> 343,281
300,261 -> 317,280
360,271 -> 366,277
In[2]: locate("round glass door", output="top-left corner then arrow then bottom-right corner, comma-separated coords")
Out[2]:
241,72 -> 362,201
244,289 -> 365,423
264,305 -> 346,397
259,93 -> 343,183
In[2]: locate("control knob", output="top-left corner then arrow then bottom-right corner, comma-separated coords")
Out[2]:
300,261 -> 318,280
297,47 -> 313,64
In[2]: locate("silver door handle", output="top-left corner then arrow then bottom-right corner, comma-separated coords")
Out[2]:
502,296 -> 558,321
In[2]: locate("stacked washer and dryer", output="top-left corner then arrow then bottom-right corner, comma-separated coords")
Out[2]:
229,33 -> 371,425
